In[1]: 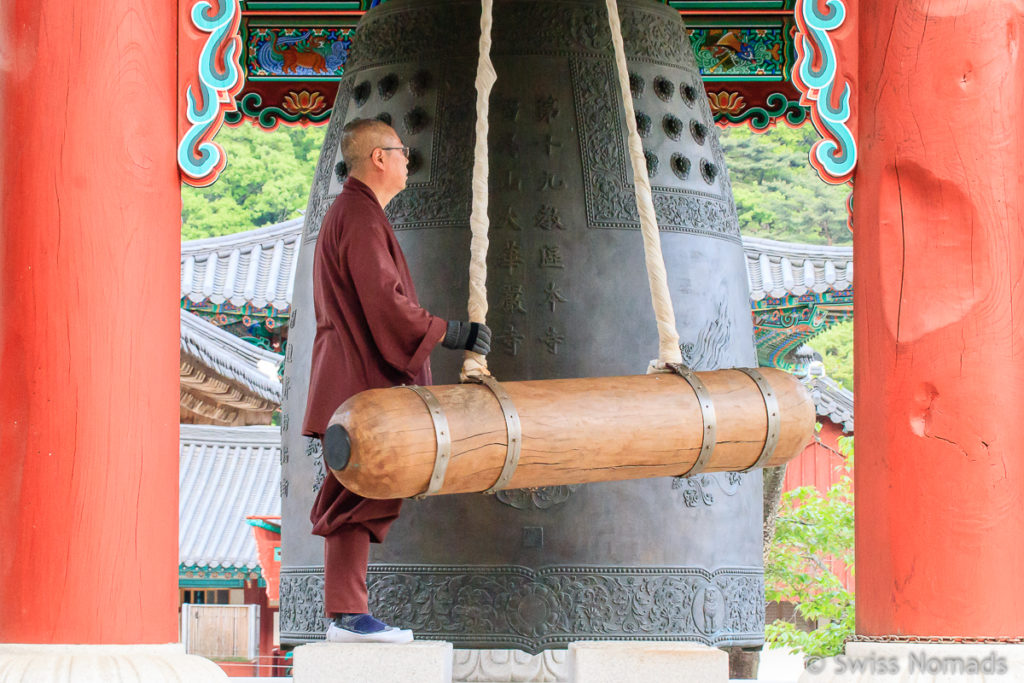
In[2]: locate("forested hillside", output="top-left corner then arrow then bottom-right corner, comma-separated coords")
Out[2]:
181,124 -> 325,241
181,120 -> 851,246
718,125 -> 852,245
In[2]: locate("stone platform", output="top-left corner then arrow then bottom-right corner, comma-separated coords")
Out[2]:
292,641 -> 729,683
569,641 -> 728,683
0,644 -> 226,683
292,642 -> 453,683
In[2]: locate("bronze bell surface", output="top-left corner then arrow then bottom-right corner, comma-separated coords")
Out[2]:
281,0 -> 764,654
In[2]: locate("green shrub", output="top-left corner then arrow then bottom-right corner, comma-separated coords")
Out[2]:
765,436 -> 854,658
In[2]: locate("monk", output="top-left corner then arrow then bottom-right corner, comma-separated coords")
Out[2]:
301,118 -> 490,643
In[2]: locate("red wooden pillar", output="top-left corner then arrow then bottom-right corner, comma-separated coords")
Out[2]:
855,2 -> 1024,637
0,0 -> 180,644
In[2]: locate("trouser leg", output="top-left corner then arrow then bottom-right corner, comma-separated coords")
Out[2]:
323,525 -> 371,615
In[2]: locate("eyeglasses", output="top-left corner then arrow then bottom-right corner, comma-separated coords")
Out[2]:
376,146 -> 410,159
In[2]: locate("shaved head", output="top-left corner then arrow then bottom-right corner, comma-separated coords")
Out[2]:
341,118 -> 399,174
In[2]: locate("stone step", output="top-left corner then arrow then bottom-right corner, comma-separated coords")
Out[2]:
569,641 -> 729,683
291,640 -> 732,683
292,641 -> 453,683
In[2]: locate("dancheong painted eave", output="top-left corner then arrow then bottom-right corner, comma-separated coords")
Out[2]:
181,308 -> 284,405
179,424 -> 282,572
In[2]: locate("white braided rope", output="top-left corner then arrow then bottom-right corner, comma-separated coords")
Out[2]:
604,0 -> 682,371
461,0 -> 497,381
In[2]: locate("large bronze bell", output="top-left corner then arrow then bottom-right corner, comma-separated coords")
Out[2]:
280,0 -> 765,654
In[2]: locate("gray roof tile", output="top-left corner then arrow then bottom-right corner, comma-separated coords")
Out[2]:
803,373 -> 854,433
742,236 -> 852,301
179,424 -> 281,570
181,217 -> 304,312
181,220 -> 852,310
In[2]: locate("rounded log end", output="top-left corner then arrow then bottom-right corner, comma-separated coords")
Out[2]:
323,423 -> 352,471
766,369 -> 818,466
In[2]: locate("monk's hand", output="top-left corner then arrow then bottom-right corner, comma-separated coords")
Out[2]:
442,321 -> 492,355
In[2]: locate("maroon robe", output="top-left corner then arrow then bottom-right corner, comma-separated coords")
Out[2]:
301,177 -> 445,614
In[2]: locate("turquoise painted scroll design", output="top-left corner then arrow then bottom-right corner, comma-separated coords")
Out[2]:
793,0 -> 856,184
178,0 -> 244,186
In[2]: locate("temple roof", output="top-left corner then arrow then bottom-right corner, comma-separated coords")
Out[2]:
743,236 -> 853,301
181,308 -> 283,402
180,308 -> 283,425
179,424 -> 281,571
180,218 -> 853,312
181,217 -> 303,312
803,372 -> 854,433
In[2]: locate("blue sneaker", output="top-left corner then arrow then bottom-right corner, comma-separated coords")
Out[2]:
325,613 -> 414,644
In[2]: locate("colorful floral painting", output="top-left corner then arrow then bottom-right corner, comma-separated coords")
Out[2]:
281,90 -> 328,116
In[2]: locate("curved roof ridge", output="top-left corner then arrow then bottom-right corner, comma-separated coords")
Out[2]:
741,235 -> 852,259
180,423 -> 282,445
181,216 -> 305,254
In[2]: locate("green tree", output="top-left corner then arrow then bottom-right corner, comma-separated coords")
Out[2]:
721,125 -> 852,245
765,436 -> 854,658
811,320 -> 854,391
182,123 -> 326,241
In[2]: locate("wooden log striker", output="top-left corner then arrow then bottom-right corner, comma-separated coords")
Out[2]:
324,367 -> 815,499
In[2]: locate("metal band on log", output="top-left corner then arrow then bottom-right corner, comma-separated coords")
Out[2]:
737,367 -> 781,472
403,385 -> 452,498
328,368 -> 815,499
466,375 -> 523,493
670,365 -> 717,478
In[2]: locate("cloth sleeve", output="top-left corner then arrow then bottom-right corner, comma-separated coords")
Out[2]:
346,226 -> 446,378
